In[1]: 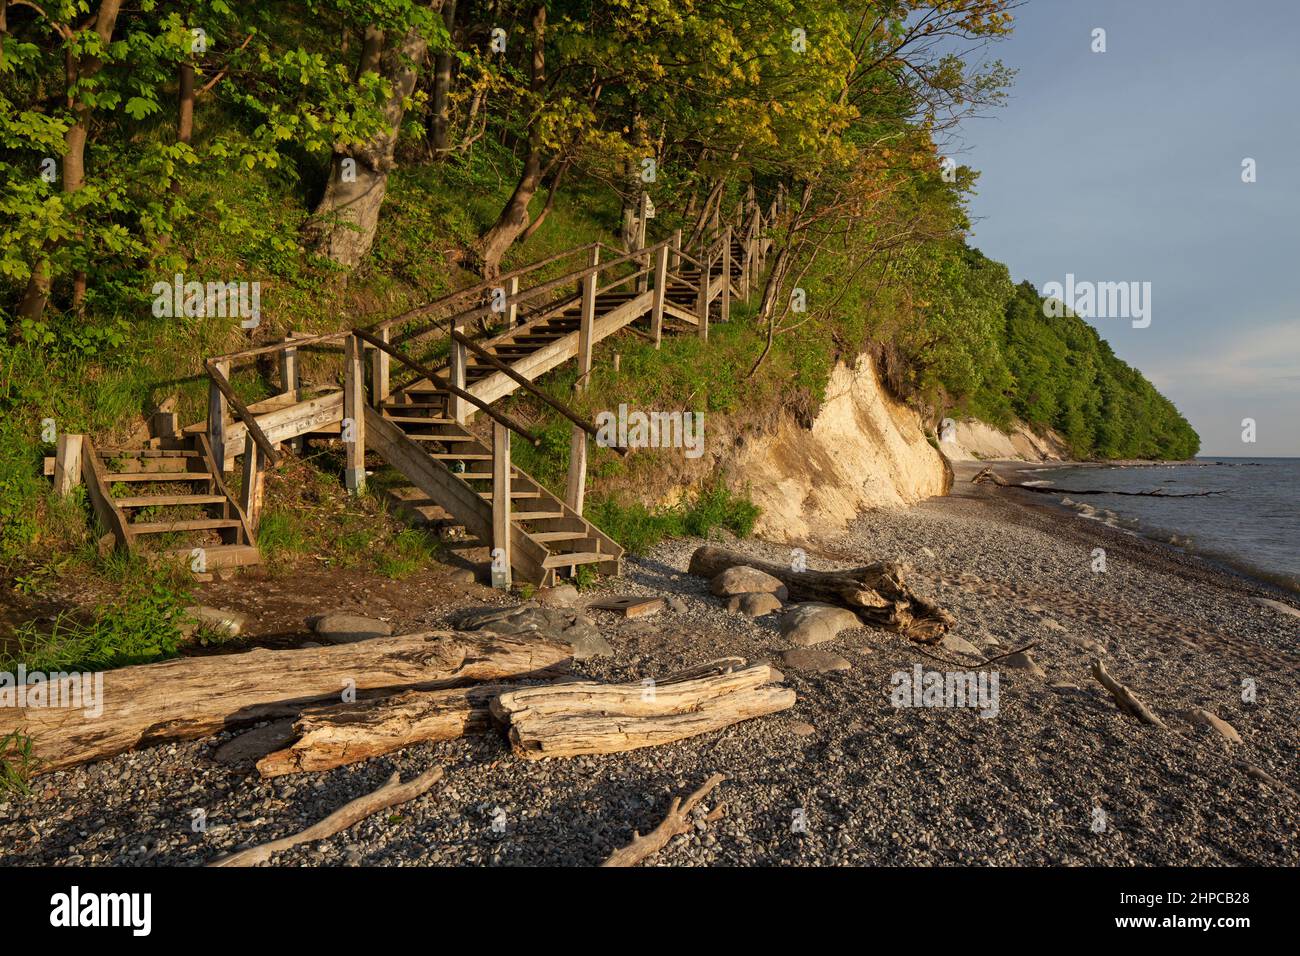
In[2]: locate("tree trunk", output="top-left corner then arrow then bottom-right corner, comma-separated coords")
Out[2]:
428,0 -> 458,156
15,0 -> 123,321
3,631 -> 570,774
687,545 -> 955,641
309,25 -> 428,268
473,5 -> 546,278
171,60 -> 195,195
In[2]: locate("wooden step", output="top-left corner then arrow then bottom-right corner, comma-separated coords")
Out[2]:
113,494 -> 227,508
130,518 -> 242,534
99,448 -> 199,459
405,434 -> 481,444
542,551 -> 605,568
529,530 -> 588,543
427,452 -> 492,460
511,511 -> 565,521
107,471 -> 212,482
162,543 -> 260,569
384,415 -> 459,425
478,490 -> 542,500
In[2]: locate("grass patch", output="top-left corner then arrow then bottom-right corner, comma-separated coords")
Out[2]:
0,730 -> 39,797
587,480 -> 760,556
0,568 -> 191,673
376,528 -> 440,579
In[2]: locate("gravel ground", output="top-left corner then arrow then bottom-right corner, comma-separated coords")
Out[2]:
3,464 -> 1298,866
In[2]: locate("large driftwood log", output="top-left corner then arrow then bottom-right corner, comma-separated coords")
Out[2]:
256,684 -> 514,778
208,766 -> 444,867
493,662 -> 794,760
4,632 -> 570,774
687,545 -> 953,642
602,773 -> 726,867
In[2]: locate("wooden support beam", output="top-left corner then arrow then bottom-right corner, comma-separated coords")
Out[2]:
449,337 -> 467,423
506,274 -> 520,326
370,325 -> 390,406
205,362 -> 281,468
280,336 -> 302,456
53,433 -> 83,496
239,431 -> 267,535
343,334 -> 366,493
697,252 -> 710,342
671,227 -> 682,270
650,244 -> 668,349
491,422 -> 512,590
565,425 -> 588,517
575,251 -> 598,392
721,226 -> 732,323
207,358 -> 229,469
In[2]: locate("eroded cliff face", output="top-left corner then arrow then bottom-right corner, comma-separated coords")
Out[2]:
723,357 -> 950,541
940,419 -> 1069,462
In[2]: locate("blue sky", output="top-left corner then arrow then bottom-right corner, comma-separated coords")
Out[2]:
950,0 -> 1300,456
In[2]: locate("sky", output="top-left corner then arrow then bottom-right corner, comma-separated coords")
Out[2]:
948,0 -> 1300,456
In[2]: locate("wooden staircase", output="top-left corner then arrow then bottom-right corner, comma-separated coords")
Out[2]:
81,435 -> 259,570
53,186 -> 786,583
365,406 -> 621,585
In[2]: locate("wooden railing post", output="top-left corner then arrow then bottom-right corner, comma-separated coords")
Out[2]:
650,244 -> 668,349
240,431 -> 267,534
491,421 -> 512,589
208,359 -> 229,471
277,333 -> 301,454
506,275 -> 520,326
449,336 -> 467,423
671,228 -> 682,269
636,192 -> 651,292
721,226 -> 732,324
343,334 -> 366,493
565,247 -> 599,515
696,248 -> 710,341
370,326 -> 390,406
53,433 -> 83,496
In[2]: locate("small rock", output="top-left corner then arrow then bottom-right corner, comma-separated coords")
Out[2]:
710,566 -> 789,600
1076,637 -> 1108,656
790,721 -> 816,736
781,648 -> 851,673
534,584 -> 580,608
1000,650 -> 1045,677
726,592 -> 783,617
447,568 -> 477,585
667,597 -> 688,614
779,603 -> 861,647
312,613 -> 393,645
182,606 -> 248,638
1251,597 -> 1300,619
939,633 -> 982,657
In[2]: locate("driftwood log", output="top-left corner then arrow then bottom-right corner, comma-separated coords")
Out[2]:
208,766 -> 444,867
687,545 -> 953,642
4,632 -> 570,774
1090,659 -> 1166,727
492,662 -> 794,760
602,773 -> 726,867
256,684 -> 514,778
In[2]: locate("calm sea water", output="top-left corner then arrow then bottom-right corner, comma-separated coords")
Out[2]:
1025,458 -> 1299,594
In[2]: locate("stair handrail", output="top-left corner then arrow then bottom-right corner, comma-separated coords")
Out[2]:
204,359 -> 283,467
449,328 -> 628,457
351,328 -> 542,447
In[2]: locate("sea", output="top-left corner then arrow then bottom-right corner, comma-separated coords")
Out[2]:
1021,458 -> 1299,595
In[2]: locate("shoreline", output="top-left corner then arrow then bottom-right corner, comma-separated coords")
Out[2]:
962,457 -> 1300,599
1,477 -> 1298,866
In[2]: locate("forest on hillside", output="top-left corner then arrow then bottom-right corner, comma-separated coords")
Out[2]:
0,0 -> 1197,557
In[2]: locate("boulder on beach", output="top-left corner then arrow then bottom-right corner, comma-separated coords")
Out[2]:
710,565 -> 789,601
779,603 -> 861,647
781,648 -> 852,673
454,603 -> 611,659
312,613 -> 393,645
727,592 -> 783,617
